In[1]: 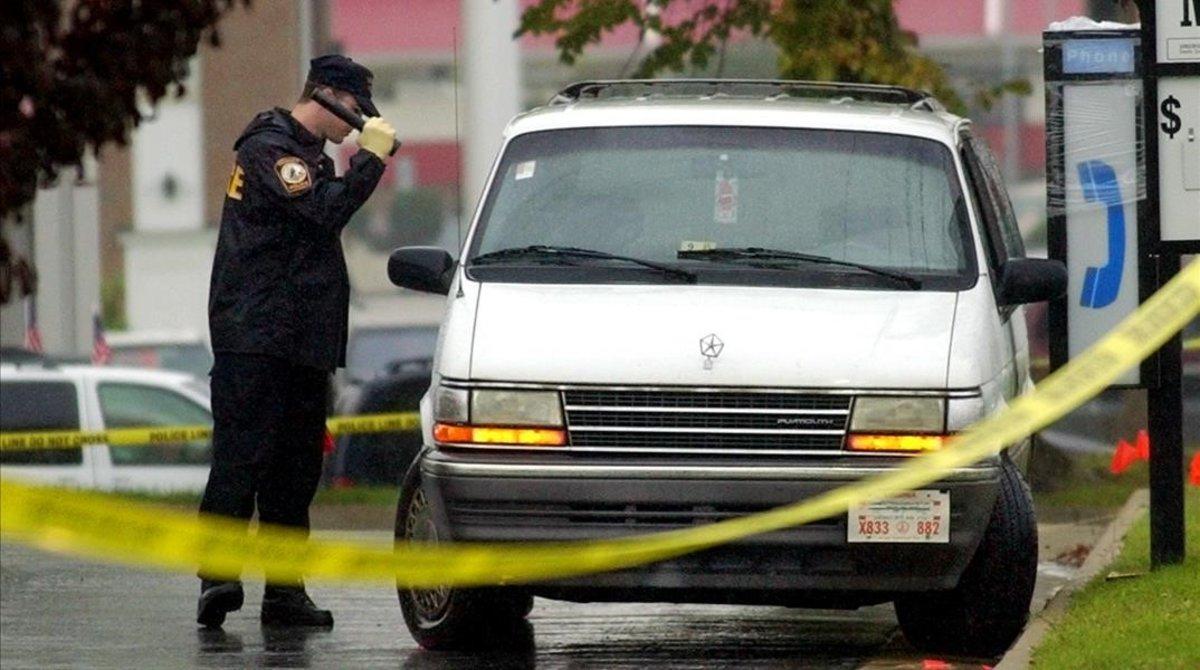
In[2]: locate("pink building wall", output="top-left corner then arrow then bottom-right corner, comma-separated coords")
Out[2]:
332,0 -> 1088,55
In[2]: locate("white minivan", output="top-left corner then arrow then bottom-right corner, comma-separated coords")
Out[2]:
385,80 -> 1067,658
0,361 -> 212,492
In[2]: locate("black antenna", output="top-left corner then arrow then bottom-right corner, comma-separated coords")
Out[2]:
453,25 -> 464,253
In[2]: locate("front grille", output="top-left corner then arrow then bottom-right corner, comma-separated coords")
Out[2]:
564,390 -> 848,411
568,410 -> 846,431
563,389 -> 850,456
448,500 -> 842,529
570,432 -> 844,451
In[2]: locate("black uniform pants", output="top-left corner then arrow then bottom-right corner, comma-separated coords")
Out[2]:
200,353 -> 329,538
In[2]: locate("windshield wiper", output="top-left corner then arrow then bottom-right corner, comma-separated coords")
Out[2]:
472,245 -> 696,282
677,247 -> 922,289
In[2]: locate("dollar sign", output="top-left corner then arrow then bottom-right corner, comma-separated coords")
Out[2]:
1160,96 -> 1182,139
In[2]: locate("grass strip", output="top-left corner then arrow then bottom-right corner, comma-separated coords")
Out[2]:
1031,487 -> 1200,669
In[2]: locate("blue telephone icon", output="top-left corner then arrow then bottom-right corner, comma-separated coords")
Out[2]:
1077,160 -> 1124,309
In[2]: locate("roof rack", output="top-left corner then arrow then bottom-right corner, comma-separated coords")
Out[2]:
549,79 -> 944,112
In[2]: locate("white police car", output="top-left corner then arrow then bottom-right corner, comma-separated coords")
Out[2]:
0,360 -> 212,492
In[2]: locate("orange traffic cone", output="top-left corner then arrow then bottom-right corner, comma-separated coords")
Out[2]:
1189,453 -> 1200,487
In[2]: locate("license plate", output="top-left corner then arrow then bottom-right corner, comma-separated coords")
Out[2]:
847,490 -> 950,543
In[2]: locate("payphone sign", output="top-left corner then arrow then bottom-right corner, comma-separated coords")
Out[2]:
1063,38 -> 1137,74
1064,82 -> 1142,384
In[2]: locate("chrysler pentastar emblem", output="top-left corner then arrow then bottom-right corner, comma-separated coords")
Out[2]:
699,334 -> 724,369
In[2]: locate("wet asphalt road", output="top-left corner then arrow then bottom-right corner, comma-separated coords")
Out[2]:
0,522 -> 1096,670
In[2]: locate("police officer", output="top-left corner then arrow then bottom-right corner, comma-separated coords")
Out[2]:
197,54 -> 396,628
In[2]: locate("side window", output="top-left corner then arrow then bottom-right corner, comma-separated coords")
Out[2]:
0,381 -> 82,465
97,384 -> 212,465
968,136 -> 1026,261
959,141 -> 1006,278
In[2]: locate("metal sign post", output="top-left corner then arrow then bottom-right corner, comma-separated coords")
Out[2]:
1141,0 -> 1199,567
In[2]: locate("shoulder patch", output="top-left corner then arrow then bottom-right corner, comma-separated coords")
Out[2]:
226,163 -> 245,200
274,156 -> 312,195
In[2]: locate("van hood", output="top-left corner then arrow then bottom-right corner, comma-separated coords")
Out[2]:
468,283 -> 958,389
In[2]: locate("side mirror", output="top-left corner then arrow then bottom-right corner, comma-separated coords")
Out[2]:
388,247 -> 456,295
999,258 -> 1068,306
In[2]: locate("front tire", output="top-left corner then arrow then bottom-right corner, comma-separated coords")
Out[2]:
894,459 -> 1038,658
395,465 -> 533,650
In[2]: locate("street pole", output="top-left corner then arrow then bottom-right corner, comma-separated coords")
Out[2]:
1140,0 -> 1197,567
1001,0 -> 1021,183
461,0 -> 522,221
1147,255 -> 1185,566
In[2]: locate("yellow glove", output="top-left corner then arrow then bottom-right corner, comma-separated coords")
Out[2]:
358,117 -> 397,160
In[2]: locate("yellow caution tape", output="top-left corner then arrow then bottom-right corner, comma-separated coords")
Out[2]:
2,260 -> 1198,587
0,412 -> 421,452
0,425 -> 214,451
326,412 -> 421,436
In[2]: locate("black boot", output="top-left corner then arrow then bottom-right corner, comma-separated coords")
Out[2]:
261,585 -> 334,628
197,579 -> 244,628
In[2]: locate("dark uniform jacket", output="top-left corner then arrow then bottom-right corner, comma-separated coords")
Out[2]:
208,108 -> 385,371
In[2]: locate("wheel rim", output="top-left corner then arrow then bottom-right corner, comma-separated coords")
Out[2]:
403,488 -> 452,620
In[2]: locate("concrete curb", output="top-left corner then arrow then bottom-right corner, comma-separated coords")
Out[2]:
995,488 -> 1150,669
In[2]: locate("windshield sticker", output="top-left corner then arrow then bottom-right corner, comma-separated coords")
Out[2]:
714,174 -> 738,224
515,161 -> 537,181
680,240 -> 716,252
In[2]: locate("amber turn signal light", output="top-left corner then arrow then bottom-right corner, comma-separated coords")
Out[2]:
847,434 -> 947,453
433,423 -> 567,447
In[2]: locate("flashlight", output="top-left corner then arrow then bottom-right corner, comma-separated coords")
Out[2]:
311,88 -> 401,156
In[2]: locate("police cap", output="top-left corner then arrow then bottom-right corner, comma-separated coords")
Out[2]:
307,54 -> 380,118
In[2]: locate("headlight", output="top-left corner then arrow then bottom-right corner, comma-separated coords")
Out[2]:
850,396 -> 945,433
471,390 -> 563,426
432,388 -> 566,448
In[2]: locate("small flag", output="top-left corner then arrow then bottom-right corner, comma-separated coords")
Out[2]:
1189,453 -> 1200,488
91,310 -> 111,365
1110,439 -> 1139,474
1134,429 -> 1150,461
23,297 -> 44,354
1110,430 -> 1152,475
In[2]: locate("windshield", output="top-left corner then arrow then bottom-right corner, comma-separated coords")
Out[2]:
469,126 -> 975,289
346,326 -> 439,382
